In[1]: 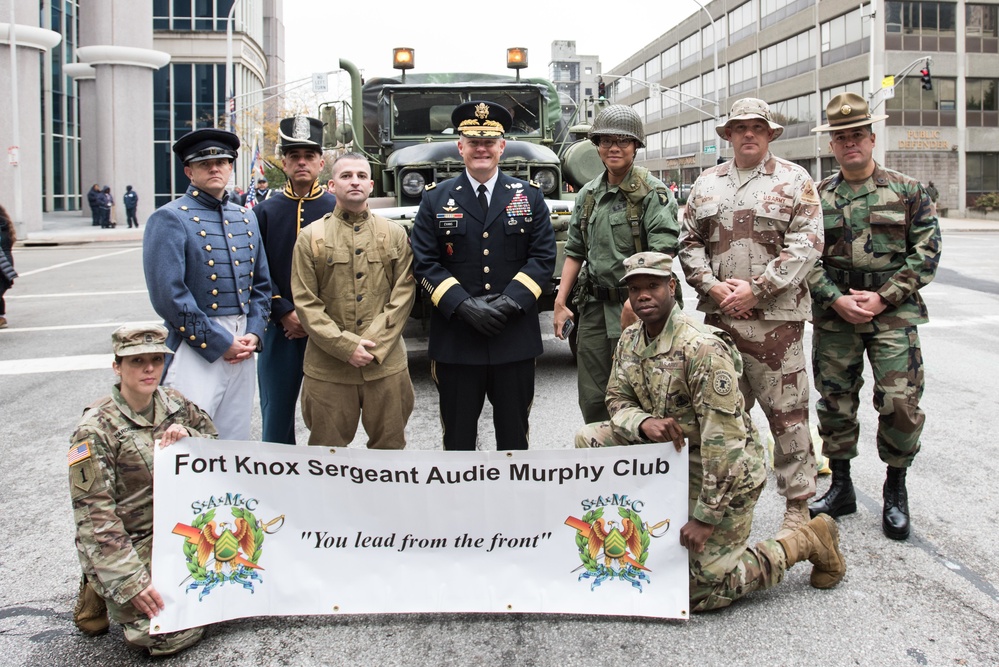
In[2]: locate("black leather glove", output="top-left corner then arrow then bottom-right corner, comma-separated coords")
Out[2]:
484,293 -> 522,320
456,297 -> 508,337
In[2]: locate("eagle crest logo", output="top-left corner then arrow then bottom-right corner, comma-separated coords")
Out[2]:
565,507 -> 669,591
172,506 -> 284,600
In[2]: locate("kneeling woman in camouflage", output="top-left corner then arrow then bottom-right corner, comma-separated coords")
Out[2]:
69,324 -> 216,655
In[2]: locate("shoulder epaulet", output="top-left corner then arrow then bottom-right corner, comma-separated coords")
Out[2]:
529,180 -> 540,189
425,182 -> 437,191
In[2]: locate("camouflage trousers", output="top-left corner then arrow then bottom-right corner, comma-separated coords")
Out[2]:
575,423 -> 788,611
812,326 -> 924,467
575,301 -> 619,424
98,536 -> 204,656
705,315 -> 816,500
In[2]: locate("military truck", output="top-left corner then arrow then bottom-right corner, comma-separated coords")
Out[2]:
319,55 -> 605,316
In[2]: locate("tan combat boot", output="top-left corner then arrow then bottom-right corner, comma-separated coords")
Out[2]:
777,513 -> 846,589
776,498 -> 810,540
73,576 -> 109,636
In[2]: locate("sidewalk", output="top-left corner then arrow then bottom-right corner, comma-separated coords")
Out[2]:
21,210 -> 144,246
19,207 -> 999,246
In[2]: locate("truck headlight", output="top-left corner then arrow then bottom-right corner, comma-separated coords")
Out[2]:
401,170 -> 426,197
531,168 -> 558,195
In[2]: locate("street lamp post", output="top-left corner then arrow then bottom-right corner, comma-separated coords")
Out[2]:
223,0 -> 244,133
690,0 -> 721,123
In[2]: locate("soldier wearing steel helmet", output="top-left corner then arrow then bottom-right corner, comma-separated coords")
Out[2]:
554,104 -> 680,424
678,98 -> 824,539
68,324 -> 215,655
807,93 -> 941,540
575,252 -> 845,612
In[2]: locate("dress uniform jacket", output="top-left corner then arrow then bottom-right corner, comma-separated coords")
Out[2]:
411,171 -> 556,364
144,185 -> 272,360
808,164 -> 941,333
680,153 -> 823,321
255,183 -> 337,327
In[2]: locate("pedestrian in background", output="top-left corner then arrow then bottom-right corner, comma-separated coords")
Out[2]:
123,185 -> 139,228
808,93 -> 941,540
87,184 -> 101,226
679,97 -> 824,539
0,203 -> 17,329
100,186 -> 114,228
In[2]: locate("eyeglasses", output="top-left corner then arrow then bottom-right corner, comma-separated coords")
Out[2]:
597,136 -> 634,148
831,130 -> 871,144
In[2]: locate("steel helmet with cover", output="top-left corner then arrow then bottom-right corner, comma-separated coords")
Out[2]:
588,105 -> 646,148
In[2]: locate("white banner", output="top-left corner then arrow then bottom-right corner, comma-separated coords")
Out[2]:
151,440 -> 689,632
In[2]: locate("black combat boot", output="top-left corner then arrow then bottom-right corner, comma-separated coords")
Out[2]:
883,466 -> 910,540
809,458 -> 857,519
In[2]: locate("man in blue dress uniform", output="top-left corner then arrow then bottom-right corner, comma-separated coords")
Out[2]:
255,116 -> 336,444
411,101 -> 557,451
143,128 -> 272,440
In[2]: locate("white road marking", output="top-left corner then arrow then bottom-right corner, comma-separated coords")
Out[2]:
0,320 -> 158,334
16,247 -> 141,277
7,289 -> 147,300
0,354 -> 112,375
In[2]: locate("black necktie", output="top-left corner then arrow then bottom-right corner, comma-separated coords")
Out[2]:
477,184 -> 488,216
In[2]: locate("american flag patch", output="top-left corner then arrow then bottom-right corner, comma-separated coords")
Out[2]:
68,442 -> 92,466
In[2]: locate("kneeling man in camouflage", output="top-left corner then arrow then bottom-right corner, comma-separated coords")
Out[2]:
575,252 -> 846,611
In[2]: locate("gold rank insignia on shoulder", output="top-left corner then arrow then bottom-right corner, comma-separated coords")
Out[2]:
425,182 -> 437,191
529,180 -> 540,189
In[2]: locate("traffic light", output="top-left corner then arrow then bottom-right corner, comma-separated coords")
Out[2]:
598,80 -> 607,99
920,67 -> 932,91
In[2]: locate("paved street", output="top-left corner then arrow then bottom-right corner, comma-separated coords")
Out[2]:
1,227 -> 998,666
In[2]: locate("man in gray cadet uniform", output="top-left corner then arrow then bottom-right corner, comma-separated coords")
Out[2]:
143,128 -> 272,440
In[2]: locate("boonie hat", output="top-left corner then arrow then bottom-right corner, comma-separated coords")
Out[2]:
811,92 -> 889,133
172,128 -> 239,165
111,324 -> 173,357
716,98 -> 784,140
620,252 -> 675,284
452,101 -> 511,138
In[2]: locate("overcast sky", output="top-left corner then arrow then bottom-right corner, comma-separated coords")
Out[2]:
282,2 -> 704,105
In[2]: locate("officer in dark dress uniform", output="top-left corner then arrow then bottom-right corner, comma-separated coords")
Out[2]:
411,101 -> 557,451
255,115 -> 336,444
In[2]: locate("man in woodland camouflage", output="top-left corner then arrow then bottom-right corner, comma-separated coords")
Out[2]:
575,252 -> 845,611
679,98 -> 824,538
807,93 -> 941,540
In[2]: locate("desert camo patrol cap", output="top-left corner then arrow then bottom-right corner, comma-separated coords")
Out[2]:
111,324 -> 173,357
620,252 -> 674,283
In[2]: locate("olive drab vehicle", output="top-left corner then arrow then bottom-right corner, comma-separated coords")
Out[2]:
318,55 -> 606,316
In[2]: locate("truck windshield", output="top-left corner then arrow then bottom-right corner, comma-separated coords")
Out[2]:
390,90 -> 544,138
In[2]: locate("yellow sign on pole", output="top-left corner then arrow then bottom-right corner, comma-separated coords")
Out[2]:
882,76 -> 895,99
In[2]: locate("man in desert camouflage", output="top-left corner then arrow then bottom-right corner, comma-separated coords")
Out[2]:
679,98 -> 824,538
807,93 -> 941,540
575,252 -> 845,611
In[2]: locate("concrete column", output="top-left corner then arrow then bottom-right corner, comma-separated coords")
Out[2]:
65,64 -> 97,220
78,1 -> 168,225
0,1 -> 62,234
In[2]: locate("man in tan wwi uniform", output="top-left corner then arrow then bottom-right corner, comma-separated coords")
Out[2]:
291,153 -> 416,448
